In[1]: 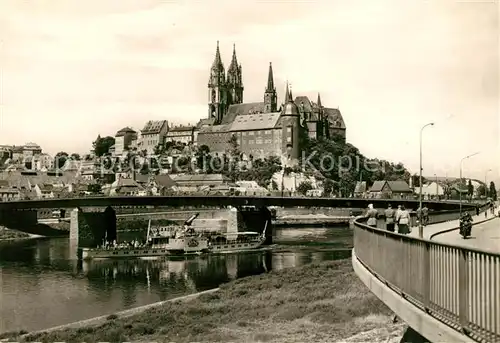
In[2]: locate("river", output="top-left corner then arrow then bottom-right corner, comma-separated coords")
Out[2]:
0,226 -> 353,334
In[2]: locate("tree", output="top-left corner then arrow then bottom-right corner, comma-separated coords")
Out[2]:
297,181 -> 313,196
489,181 -> 497,201
225,134 -> 241,182
70,153 -> 81,161
467,179 -> 474,198
93,136 -> 115,157
54,152 -> 68,169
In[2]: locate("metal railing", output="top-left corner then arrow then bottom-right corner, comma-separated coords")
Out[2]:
353,211 -> 499,343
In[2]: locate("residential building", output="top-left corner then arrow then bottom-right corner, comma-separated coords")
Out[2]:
109,177 -> 144,196
0,188 -> 21,202
165,125 -> 195,145
34,184 -> 55,198
368,180 -> 413,199
23,142 -> 42,158
421,181 -> 445,198
197,42 -> 346,161
115,127 -> 137,156
35,153 -> 54,171
139,120 -> 168,155
11,146 -> 24,162
170,174 -> 229,193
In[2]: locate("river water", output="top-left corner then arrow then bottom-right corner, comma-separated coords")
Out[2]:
0,226 -> 353,334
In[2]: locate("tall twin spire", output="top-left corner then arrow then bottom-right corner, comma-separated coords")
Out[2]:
266,62 -> 275,92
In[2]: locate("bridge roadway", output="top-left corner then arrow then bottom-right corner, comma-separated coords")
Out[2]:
0,195 -> 475,211
352,204 -> 499,343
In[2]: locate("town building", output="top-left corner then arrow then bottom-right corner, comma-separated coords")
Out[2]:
197,42 -> 346,161
139,120 -> 168,155
368,180 -> 413,199
165,125 -> 195,145
421,181 -> 445,198
114,127 -> 137,156
23,142 -> 42,158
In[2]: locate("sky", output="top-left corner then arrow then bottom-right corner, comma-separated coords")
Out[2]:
0,0 -> 499,183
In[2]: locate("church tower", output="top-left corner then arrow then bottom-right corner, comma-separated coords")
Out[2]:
264,62 -> 277,113
226,44 -> 244,106
281,83 -> 301,161
208,41 -> 228,124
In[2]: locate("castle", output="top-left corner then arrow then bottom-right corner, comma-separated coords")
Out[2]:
195,42 -> 347,160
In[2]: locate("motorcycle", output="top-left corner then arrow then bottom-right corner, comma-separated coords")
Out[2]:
459,214 -> 472,239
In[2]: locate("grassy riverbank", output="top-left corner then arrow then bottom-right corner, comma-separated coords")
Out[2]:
6,258 -> 406,343
0,227 -> 31,240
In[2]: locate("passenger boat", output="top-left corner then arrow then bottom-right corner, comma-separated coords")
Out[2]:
80,213 -> 268,260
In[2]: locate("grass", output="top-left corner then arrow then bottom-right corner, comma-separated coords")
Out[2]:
5,258 -> 406,343
0,226 -> 31,240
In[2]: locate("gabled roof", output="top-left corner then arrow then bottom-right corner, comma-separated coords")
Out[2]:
230,112 -> 281,131
387,181 -> 412,193
198,124 -> 231,134
370,180 -> 412,193
294,96 -> 314,113
141,120 -> 167,135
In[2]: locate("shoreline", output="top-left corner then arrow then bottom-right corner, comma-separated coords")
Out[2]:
1,258 -> 407,343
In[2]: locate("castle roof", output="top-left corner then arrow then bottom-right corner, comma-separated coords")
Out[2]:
324,108 -> 346,129
221,102 -> 265,124
230,112 -> 281,131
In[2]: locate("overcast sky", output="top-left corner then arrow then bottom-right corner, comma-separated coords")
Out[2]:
0,0 -> 498,182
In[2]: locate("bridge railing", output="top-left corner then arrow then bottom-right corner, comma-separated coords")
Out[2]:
353,212 -> 499,343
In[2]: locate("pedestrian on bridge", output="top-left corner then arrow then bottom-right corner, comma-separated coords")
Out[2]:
396,205 -> 410,234
365,204 -> 378,228
384,204 -> 395,232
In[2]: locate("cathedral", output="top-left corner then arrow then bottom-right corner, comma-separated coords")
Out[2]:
196,42 -> 346,160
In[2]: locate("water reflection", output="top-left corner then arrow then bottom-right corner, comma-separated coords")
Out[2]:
0,227 -> 352,333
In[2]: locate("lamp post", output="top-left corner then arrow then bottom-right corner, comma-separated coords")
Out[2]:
434,173 -> 438,200
419,122 -> 434,238
459,152 -> 480,216
485,169 -> 492,199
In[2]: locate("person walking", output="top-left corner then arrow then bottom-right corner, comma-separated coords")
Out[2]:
422,205 -> 429,226
396,205 -> 411,234
365,204 -> 378,228
384,204 -> 396,232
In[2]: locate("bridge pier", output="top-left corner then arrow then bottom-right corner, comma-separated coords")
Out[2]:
399,326 -> 430,343
69,206 -> 117,256
236,206 -> 273,244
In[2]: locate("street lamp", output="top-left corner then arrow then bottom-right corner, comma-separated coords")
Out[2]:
485,169 -> 492,199
459,152 -> 480,216
419,122 -> 434,238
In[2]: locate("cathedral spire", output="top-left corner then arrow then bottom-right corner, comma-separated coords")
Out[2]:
229,44 -> 238,68
212,41 -> 223,68
266,62 -> 275,92
288,84 -> 293,102
317,93 -> 322,107
284,82 -> 290,102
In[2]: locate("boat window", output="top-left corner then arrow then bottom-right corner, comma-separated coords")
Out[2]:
134,252 -> 138,254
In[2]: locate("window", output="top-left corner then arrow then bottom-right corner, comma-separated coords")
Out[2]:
287,137 -> 292,143
287,127 -> 292,133
249,131 -> 254,136
242,132 -> 247,136
256,139 -> 262,144
248,140 -> 254,144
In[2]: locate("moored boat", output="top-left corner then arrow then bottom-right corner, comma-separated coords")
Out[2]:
80,213 -> 268,260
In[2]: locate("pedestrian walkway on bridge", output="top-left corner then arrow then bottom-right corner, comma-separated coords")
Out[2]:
408,212 -> 495,240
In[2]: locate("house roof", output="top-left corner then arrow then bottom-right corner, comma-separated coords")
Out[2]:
0,170 -> 80,189
134,174 -> 149,183
141,120 -> 167,135
169,125 -> 195,133
170,174 -> 229,183
229,112 -> 281,131
369,180 -> 412,193
198,124 -> 231,133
